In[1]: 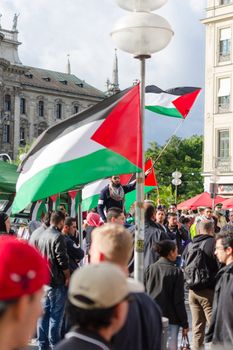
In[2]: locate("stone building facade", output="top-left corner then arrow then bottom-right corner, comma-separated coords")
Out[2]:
0,20 -> 105,160
202,0 -> 233,196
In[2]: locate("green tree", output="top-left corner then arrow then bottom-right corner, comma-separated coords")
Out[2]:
13,143 -> 32,166
146,135 -> 204,202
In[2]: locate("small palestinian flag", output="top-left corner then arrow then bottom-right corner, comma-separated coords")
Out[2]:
145,85 -> 201,119
12,85 -> 142,214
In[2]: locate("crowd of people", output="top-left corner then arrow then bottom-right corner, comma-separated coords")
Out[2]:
0,175 -> 233,350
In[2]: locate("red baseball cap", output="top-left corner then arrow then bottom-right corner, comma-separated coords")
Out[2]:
0,235 -> 50,301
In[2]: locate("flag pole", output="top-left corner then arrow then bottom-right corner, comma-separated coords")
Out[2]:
134,56 -> 146,282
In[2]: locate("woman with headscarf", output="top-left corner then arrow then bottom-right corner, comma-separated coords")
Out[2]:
83,211 -> 103,259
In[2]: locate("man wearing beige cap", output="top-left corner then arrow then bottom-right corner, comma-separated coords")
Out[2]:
89,223 -> 162,350
55,262 -> 135,350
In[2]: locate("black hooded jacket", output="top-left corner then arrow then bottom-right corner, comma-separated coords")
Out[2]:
206,262 -> 233,346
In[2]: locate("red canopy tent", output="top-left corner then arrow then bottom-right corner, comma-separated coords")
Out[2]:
177,192 -> 225,210
221,197 -> 233,209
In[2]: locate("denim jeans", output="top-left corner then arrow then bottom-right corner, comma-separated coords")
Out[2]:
37,285 -> 67,350
168,324 -> 180,350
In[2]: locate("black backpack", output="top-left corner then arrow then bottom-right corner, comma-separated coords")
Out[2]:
184,240 -> 211,290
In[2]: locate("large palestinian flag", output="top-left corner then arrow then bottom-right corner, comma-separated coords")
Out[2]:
12,85 -> 142,214
145,85 -> 201,119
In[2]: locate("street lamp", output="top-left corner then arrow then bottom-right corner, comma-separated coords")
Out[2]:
0,153 -> 12,163
111,0 -> 173,282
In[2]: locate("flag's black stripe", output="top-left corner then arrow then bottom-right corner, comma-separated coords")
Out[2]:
145,85 -> 200,96
20,87 -> 133,169
128,173 -> 136,183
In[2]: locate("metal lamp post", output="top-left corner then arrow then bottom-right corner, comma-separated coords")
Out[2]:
111,0 -> 173,282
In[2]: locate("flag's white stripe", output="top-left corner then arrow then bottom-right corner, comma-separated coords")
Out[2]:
17,120 -> 104,191
145,92 -> 179,108
82,179 -> 109,200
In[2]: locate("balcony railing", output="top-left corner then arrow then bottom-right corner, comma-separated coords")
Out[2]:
219,53 -> 231,62
215,156 -> 232,172
218,103 -> 230,113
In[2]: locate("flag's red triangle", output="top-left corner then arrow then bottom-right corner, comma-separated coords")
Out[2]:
120,173 -> 133,185
120,159 -> 157,186
145,159 -> 157,186
172,89 -> 201,118
91,84 -> 142,169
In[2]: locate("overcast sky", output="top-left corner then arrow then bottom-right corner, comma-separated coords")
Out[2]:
1,0 -> 206,147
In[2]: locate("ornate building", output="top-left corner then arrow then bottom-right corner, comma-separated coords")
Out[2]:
0,15 -> 105,159
202,0 -> 233,196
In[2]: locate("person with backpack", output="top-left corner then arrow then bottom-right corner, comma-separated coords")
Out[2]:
182,220 -> 219,350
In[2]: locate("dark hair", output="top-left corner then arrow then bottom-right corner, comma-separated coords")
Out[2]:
199,221 -> 214,233
144,204 -> 155,222
220,225 -> 233,235
179,216 -> 191,224
50,211 -> 65,226
170,203 -> 177,208
66,300 -> 116,330
0,212 -> 8,232
64,217 -> 73,227
44,211 -> 52,227
204,207 -> 212,211
155,240 -> 176,257
167,212 -> 177,219
107,207 -> 123,222
216,231 -> 233,250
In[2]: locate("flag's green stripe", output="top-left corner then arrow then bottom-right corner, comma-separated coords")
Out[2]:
145,106 -> 183,118
82,194 -> 99,212
13,149 -> 141,214
125,186 -> 156,212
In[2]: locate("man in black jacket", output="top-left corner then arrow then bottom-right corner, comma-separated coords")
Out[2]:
206,230 -> 233,348
62,217 -> 84,273
97,175 -> 136,222
32,211 -> 70,350
183,221 -> 219,350
165,212 -> 190,256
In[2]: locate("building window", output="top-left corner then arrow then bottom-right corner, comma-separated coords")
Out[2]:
4,95 -> 11,111
20,127 -> 25,145
20,98 -> 26,114
73,105 -> 79,114
38,101 -> 44,117
56,103 -> 62,119
218,130 -> 229,159
218,77 -> 230,112
3,125 -> 10,143
219,28 -> 231,62
220,0 -> 232,5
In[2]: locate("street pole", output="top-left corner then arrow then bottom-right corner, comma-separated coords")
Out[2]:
134,56 -> 146,282
77,189 -> 83,249
111,0 -> 173,283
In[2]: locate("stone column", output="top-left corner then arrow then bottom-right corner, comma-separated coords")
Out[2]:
28,98 -> 36,142
13,91 -> 20,159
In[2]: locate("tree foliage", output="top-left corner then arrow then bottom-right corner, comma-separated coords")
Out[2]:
146,135 -> 203,203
